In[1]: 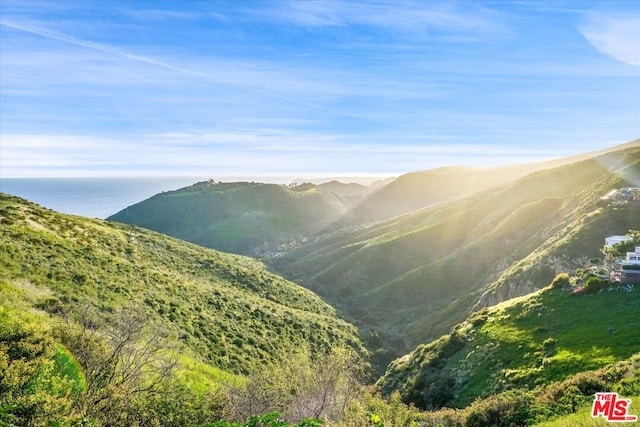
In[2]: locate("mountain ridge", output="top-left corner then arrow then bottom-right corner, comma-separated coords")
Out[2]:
344,139 -> 640,225
271,145 -> 640,368
107,180 -> 350,256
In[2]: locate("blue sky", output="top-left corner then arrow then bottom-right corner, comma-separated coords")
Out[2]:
0,0 -> 639,178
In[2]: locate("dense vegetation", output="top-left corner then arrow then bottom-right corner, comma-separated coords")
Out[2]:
413,353 -> 640,426
107,181 -> 350,256
379,277 -> 640,412
0,194 -> 375,425
1,194 -> 365,375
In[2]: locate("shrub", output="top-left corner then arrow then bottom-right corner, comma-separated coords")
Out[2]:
465,389 -> 534,427
206,411 -> 323,427
224,345 -> 364,424
550,274 -> 570,289
582,275 -> 609,294
343,392 -> 430,427
0,310 -> 81,426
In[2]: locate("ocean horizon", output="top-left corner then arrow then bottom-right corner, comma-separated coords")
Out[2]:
0,177 -> 211,219
0,175 -> 385,219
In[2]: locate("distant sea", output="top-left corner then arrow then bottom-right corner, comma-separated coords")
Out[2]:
0,177 -> 210,219
0,175 -> 386,220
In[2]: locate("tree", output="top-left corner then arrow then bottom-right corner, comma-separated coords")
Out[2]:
55,305 -> 178,425
225,345 -> 365,424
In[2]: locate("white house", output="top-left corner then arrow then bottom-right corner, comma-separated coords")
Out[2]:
626,246 -> 640,265
605,235 -> 633,248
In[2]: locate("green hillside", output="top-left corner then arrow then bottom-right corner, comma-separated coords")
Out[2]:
378,278 -> 640,411
348,140 -> 640,225
0,193 -> 364,377
272,146 -> 640,367
317,180 -> 375,208
346,165 -> 531,225
107,181 -> 348,256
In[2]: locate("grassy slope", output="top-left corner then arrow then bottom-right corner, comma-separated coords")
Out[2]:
348,140 -> 640,225
107,181 -> 348,256
535,396 -> 640,426
317,180 -> 375,208
378,281 -> 640,410
272,146 -> 640,363
478,159 -> 640,308
0,194 -> 365,377
346,165 -> 532,225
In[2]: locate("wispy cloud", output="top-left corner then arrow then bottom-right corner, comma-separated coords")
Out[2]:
0,19 -> 422,130
0,20 -> 218,79
258,0 -> 506,36
1,132 -> 589,179
579,12 -> 640,67
1,1 -> 638,178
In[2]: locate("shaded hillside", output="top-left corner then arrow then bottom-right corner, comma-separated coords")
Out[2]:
378,279 -> 640,410
0,193 -> 365,376
107,181 -> 348,256
271,146 -> 640,366
347,139 -> 640,225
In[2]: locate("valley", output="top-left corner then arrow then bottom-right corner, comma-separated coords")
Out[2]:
109,143 -> 639,369
3,1 -> 639,424
1,141 -> 639,426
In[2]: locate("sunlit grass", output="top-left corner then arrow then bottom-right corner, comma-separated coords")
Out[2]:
380,282 -> 640,410
534,395 -> 640,426
176,354 -> 245,394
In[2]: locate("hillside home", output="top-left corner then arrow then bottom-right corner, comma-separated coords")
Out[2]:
605,235 -> 633,248
606,238 -> 640,284
626,246 -> 640,265
620,187 -> 640,200
617,246 -> 640,283
599,188 -> 640,209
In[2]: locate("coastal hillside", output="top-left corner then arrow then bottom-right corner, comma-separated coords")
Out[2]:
347,140 -> 640,225
107,181 -> 349,256
272,145 -> 640,367
317,180 -> 375,208
345,165 -> 535,225
378,277 -> 640,411
0,193 -> 365,376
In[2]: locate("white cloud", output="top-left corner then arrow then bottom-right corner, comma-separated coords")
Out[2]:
0,133 -> 570,178
579,13 -> 640,67
260,0 -> 505,36
0,19 -> 435,130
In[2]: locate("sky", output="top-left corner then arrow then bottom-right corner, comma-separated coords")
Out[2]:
0,0 -> 639,178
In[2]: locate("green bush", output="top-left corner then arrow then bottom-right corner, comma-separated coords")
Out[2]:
550,274 -> 570,289
206,412 -> 323,427
0,310 -> 81,426
582,275 -> 609,294
344,392 -> 431,427
224,345 -> 365,424
466,389 -> 534,427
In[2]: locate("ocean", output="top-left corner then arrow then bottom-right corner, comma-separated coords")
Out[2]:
0,175 -> 384,219
0,177 -> 209,219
